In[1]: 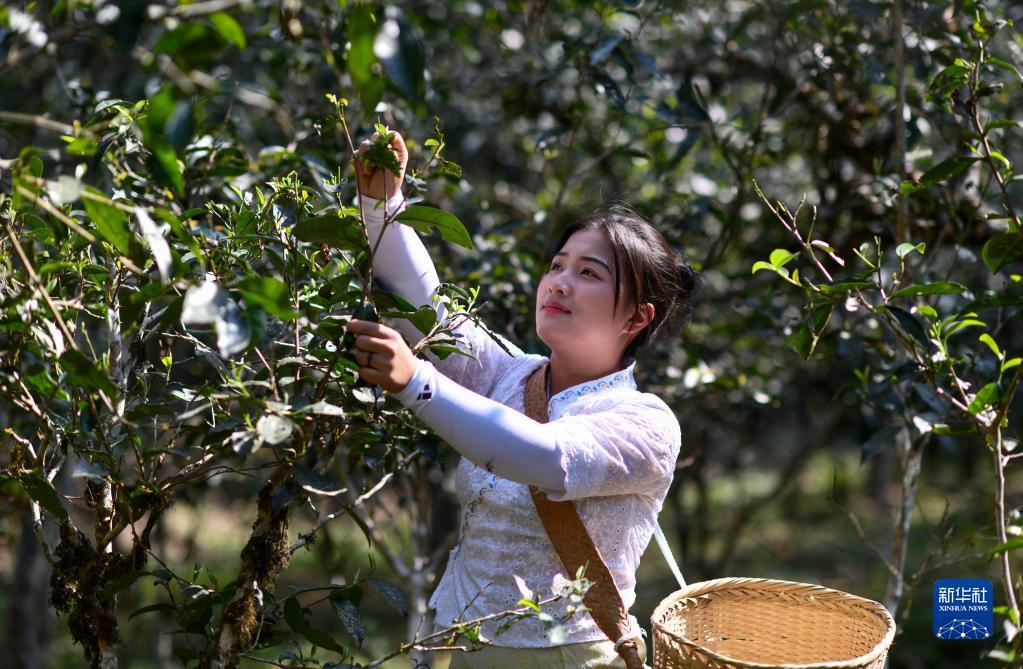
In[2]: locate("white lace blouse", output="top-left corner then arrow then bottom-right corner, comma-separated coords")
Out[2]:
421,317 -> 682,648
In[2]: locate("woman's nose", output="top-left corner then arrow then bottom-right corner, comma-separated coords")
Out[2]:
549,273 -> 570,294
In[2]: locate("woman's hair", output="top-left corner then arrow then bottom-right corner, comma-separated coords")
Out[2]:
551,204 -> 699,365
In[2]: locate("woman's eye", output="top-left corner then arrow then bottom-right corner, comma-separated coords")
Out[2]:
548,262 -> 598,278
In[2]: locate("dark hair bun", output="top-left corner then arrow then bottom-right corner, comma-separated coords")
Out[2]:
676,259 -> 697,294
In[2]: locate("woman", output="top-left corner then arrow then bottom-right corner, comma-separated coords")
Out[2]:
346,132 -> 697,668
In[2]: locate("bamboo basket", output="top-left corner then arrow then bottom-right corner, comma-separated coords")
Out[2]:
651,578 -> 896,669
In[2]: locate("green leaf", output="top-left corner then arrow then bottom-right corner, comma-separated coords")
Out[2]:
145,86 -> 177,134
297,401 -> 346,417
985,119 -> 1021,132
788,303 -> 833,359
238,276 -> 298,320
928,63 -> 972,108
895,242 -> 926,258
83,188 -> 132,256
891,282 -> 966,298
140,87 -> 188,196
884,305 -> 927,344
990,151 -> 1012,172
346,5 -> 383,114
361,137 -> 401,176
919,157 -> 977,188
284,597 -> 319,640
979,333 -> 1001,358
817,280 -> 873,295
982,233 -> 1023,274
968,382 -> 1000,415
751,261 -> 774,275
284,596 -> 348,654
149,142 -> 184,197
1003,357 -> 1022,373
369,577 -> 408,616
209,12 -> 246,49
129,602 -> 177,620
995,606 -> 1022,627
405,306 -> 437,334
19,474 -> 68,521
769,248 -> 796,268
58,349 -> 118,396
100,571 -> 151,601
294,213 -> 367,251
331,596 -> 367,648
344,506 -> 373,547
64,135 -> 99,156
589,35 -> 624,66
396,206 -> 472,249
37,261 -> 76,276
518,598 -> 541,612
944,319 -> 985,337
425,343 -> 470,359
987,56 -> 1023,85
931,422 -> 975,436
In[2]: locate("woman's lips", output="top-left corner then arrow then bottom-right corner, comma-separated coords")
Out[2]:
543,305 -> 570,314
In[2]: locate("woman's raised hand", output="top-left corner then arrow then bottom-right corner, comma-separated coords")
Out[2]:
355,129 -> 408,201
347,318 -> 418,393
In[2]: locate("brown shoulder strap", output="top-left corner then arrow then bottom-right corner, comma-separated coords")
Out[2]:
524,361 -> 644,669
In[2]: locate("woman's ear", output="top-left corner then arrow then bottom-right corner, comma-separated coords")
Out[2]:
625,302 -> 655,335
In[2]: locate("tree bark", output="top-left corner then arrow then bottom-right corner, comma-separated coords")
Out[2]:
883,428 -> 924,615
201,466 -> 295,669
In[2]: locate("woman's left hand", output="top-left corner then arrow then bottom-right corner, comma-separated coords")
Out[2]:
347,319 -> 418,393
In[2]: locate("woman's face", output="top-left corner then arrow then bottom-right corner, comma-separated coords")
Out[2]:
535,228 -> 641,361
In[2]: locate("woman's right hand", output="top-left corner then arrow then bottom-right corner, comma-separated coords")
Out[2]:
355,130 -> 408,200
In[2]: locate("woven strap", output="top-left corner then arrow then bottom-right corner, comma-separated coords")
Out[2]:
524,362 -> 645,669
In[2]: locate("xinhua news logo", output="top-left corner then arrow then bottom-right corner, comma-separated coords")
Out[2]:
933,579 -> 993,640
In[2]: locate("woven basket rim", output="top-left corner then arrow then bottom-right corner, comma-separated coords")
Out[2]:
651,578 -> 897,669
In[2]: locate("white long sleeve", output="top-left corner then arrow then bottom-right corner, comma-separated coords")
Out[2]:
362,193 -> 523,397
361,194 -> 446,345
394,358 -> 568,494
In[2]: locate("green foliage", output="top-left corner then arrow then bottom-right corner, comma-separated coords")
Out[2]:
748,5 -> 1023,662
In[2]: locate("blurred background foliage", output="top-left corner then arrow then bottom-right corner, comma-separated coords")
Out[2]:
2,0 -> 1023,667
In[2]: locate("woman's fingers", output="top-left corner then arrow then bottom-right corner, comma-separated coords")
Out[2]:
354,334 -> 391,357
389,132 -> 407,163
355,349 -> 380,369
348,318 -> 416,392
349,317 -> 388,336
349,319 -> 397,354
